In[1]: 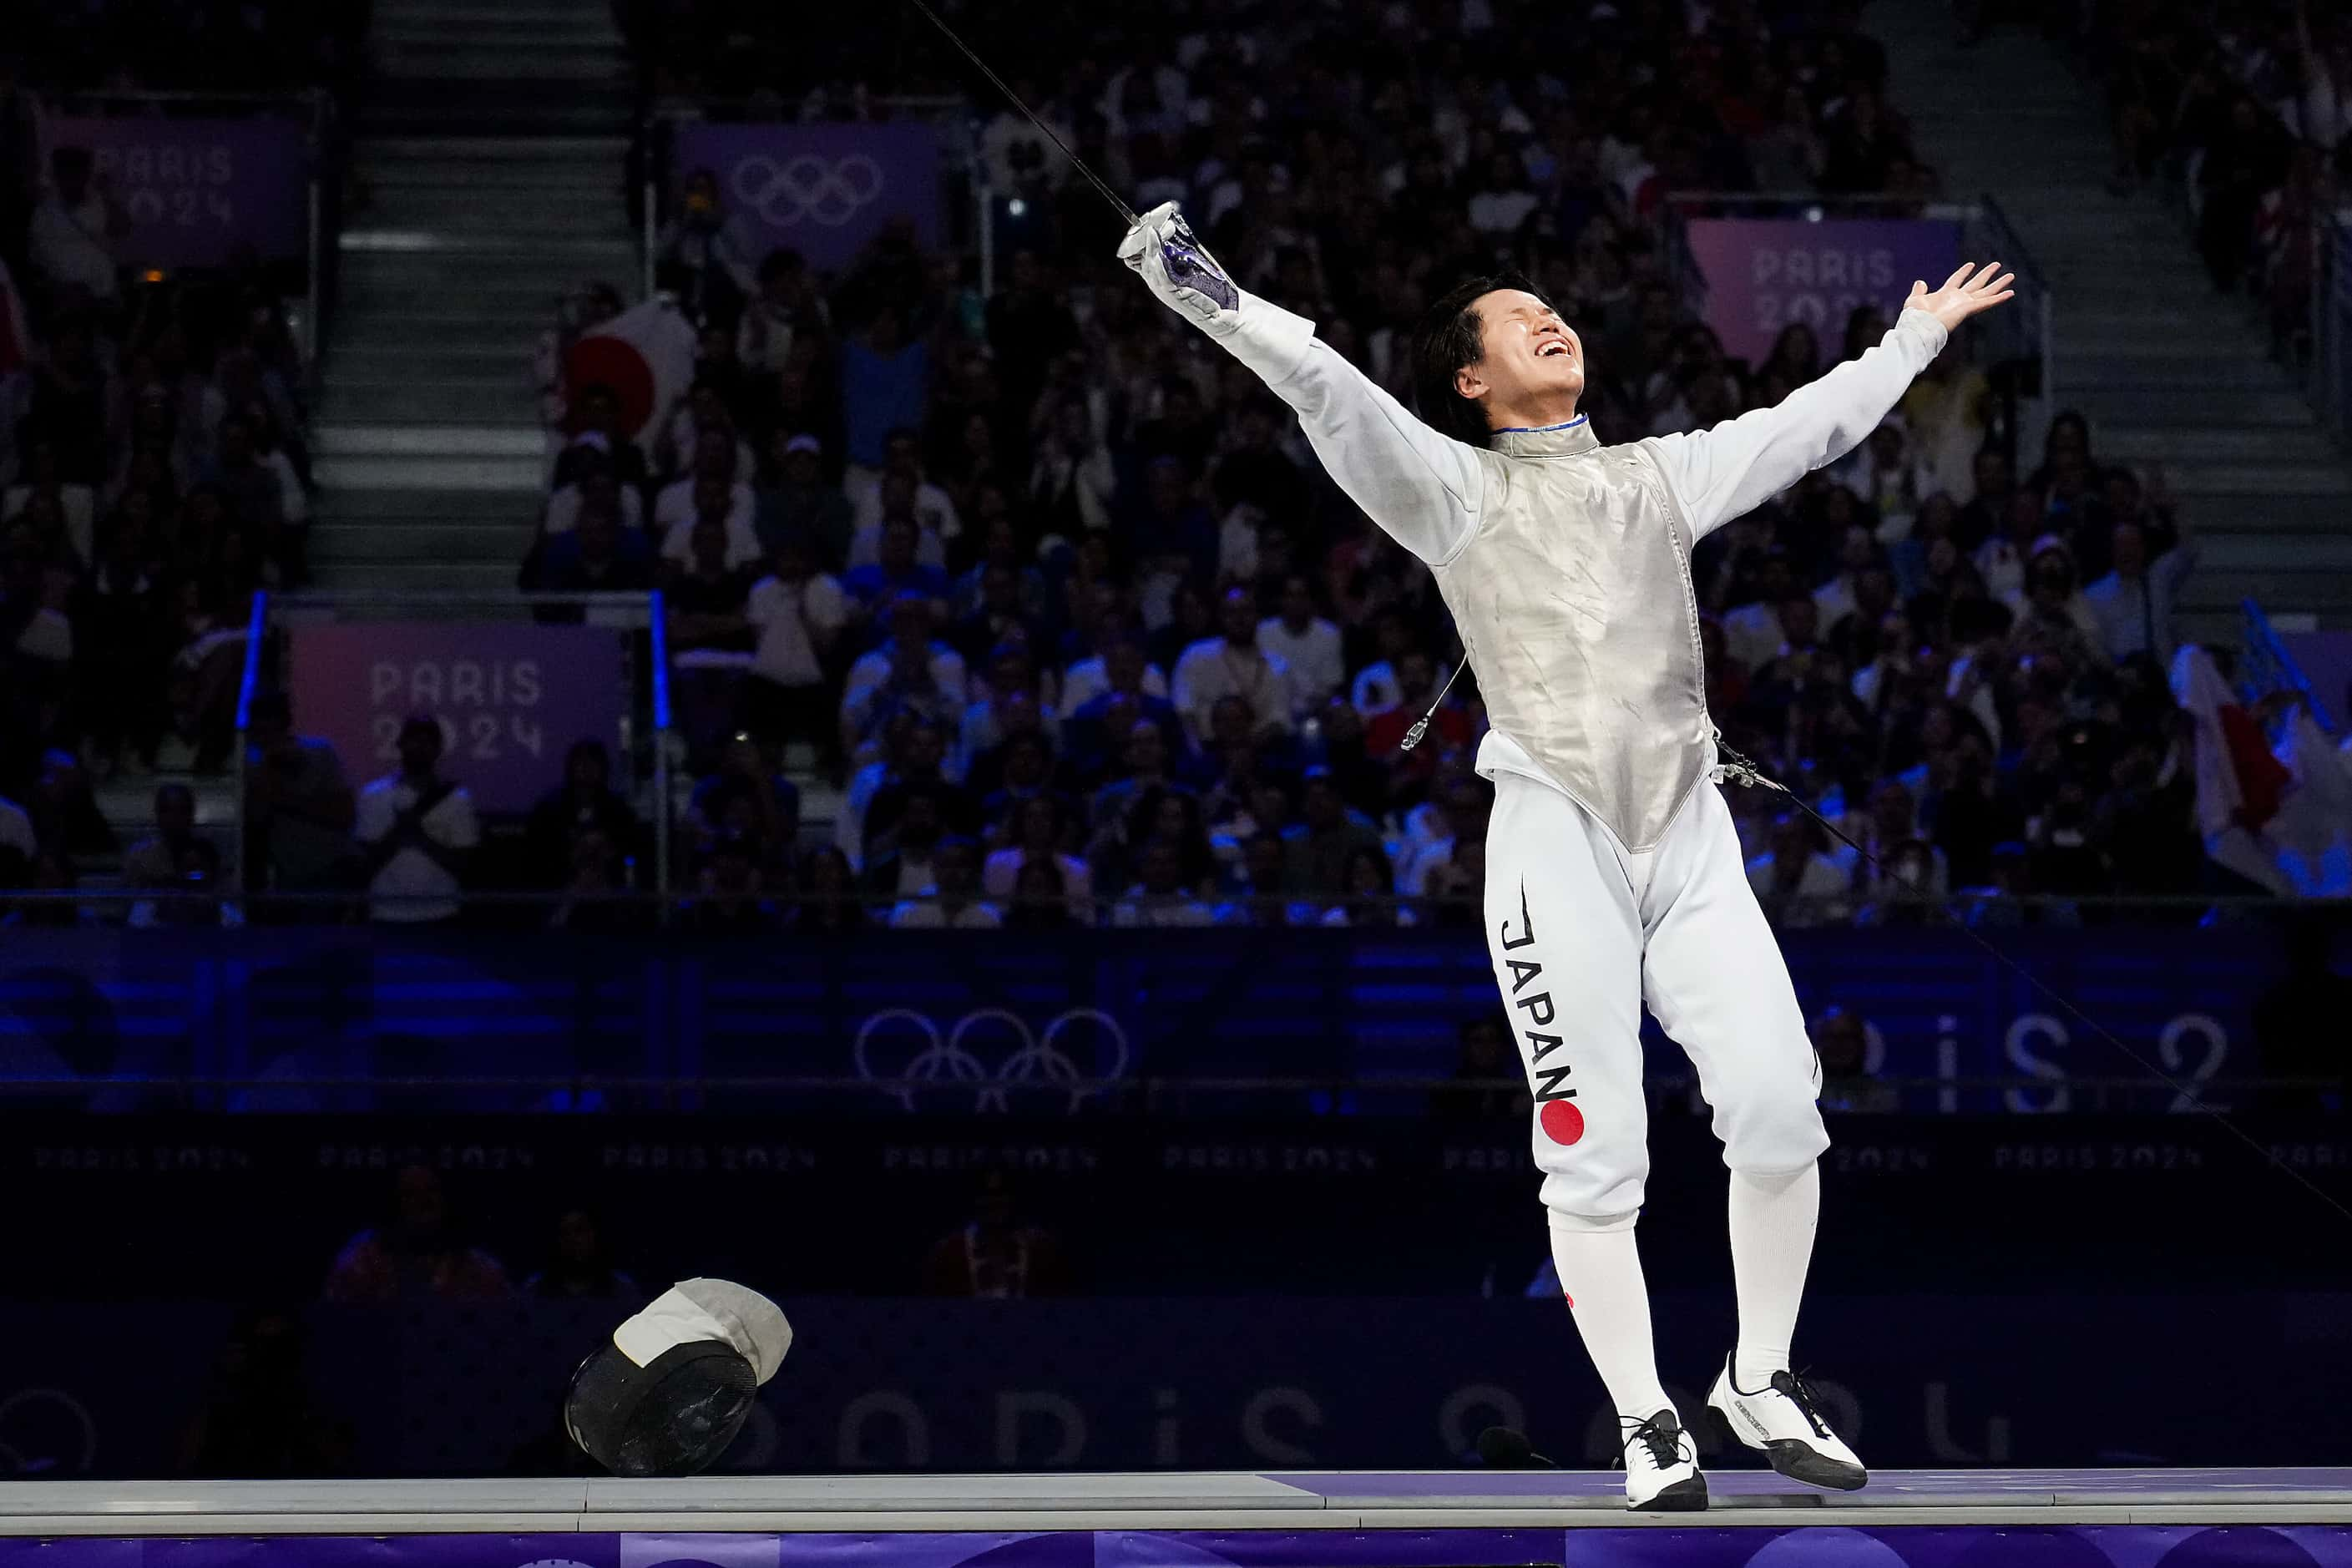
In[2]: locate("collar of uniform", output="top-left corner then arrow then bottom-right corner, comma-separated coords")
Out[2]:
1490,414 -> 1598,458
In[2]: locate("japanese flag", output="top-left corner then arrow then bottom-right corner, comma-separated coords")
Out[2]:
565,296 -> 697,449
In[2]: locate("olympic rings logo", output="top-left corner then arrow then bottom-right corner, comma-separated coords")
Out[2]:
852,1008 -> 1131,1114
729,154 -> 885,228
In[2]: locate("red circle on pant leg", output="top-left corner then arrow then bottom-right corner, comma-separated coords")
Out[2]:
1540,1100 -> 1586,1146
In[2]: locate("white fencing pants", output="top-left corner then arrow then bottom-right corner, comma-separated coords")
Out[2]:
1481,773 -> 1827,1230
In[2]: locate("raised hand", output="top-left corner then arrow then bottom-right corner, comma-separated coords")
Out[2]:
1905,261 -> 2015,332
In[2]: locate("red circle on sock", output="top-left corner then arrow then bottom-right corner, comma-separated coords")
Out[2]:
1540,1100 -> 1586,1146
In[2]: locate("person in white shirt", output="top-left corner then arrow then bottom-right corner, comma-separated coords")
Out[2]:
544,467 -> 645,536
1123,200 -> 2011,1506
888,837 -> 1003,928
847,428 -> 963,544
846,470 -> 952,570
1110,837 -> 1217,927
1171,585 -> 1292,741
842,594 -> 969,717
1062,632 -> 1171,719
354,717 -> 480,924
655,437 -> 757,534
1257,572 -> 1346,718
27,148 -> 127,302
660,474 -> 764,570
741,530 -> 850,758
1743,812 -> 1852,928
2084,519 -> 2197,663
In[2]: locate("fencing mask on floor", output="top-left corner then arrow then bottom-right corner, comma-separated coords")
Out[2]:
564,1278 -> 792,1476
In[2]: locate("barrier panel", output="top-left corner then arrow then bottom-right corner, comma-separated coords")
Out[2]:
0,925 -> 2286,1115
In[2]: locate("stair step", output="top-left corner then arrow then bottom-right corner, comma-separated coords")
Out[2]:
2168,494 -> 2352,534
2158,463 -> 2352,498
313,453 -> 544,490
363,135 -> 629,161
314,424 -> 547,459
2063,356 -> 2293,391
357,105 -> 635,137
357,163 -> 621,194
310,484 -> 546,521
339,281 -> 575,313
339,230 -> 635,265
340,249 -> 628,288
380,55 -> 625,83
2066,382 -> 2317,422
2100,426 -> 2339,464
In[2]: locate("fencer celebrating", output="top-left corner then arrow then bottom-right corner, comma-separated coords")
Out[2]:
1120,204 -> 2011,1510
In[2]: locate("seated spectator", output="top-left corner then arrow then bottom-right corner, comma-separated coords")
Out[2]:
1282,768 -> 1382,896
862,787 -> 953,898
665,518 -> 759,757
128,839 -> 242,929
740,529 -> 850,766
543,458 -> 644,538
681,832 -> 777,933
242,690 -> 358,906
789,844 -> 870,933
1813,1006 -> 1899,1114
122,781 -> 201,891
1320,843 -> 1414,928
1431,1014 -> 1529,1125
920,1171 -> 1067,1297
1171,585 -> 1292,742
844,593 -> 968,715
984,796 -> 1094,923
354,716 -> 478,926
842,514 -> 951,613
1215,831 -> 1310,927
685,734 -> 801,874
659,471 -> 764,572
888,834 -> 1000,928
2085,518 -> 2197,664
1027,396 -> 1115,537
848,427 -> 962,552
960,642 -> 1055,768
842,621 -> 969,772
323,1165 -> 510,1303
529,498 -> 655,600
756,432 -> 852,566
28,146 -> 127,304
951,562 -> 1042,668
1364,649 -> 1473,777
1003,854 -> 1081,928
524,740 -> 641,889
1257,573 -> 1344,718
1746,812 -> 1849,928
545,826 -> 646,935
523,1211 -> 640,1301
1110,836 -> 1216,928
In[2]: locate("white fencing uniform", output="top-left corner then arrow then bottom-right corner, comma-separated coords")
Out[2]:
1161,270 -> 1945,1225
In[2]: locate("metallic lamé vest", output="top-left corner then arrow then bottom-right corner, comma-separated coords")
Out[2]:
1432,419 -> 1712,852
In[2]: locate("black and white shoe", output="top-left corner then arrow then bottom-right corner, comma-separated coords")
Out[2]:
1620,1409 -> 1708,1510
1706,1360 -> 1868,1490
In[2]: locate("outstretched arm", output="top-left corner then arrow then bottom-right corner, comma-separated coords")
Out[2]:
1651,262 -> 2015,541
1119,203 -> 1485,564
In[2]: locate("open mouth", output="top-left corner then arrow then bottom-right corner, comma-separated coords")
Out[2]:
1536,339 -> 1572,359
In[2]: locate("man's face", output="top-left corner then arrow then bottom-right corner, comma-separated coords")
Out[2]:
1125,721 -> 1165,774
2111,522 -> 2147,576
880,519 -> 918,569
937,842 -> 978,894
1220,591 -> 1257,644
1457,289 -> 1585,417
1280,579 -> 1313,626
694,476 -> 731,519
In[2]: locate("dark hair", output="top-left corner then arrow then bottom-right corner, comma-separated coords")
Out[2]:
1409,271 -> 1559,449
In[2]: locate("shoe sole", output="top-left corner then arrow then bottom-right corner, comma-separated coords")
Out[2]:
1630,1473 -> 1710,1511
1707,1402 -> 1869,1492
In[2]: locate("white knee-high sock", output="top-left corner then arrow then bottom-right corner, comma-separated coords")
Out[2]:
1545,1214 -> 1672,1422
1729,1162 -> 1819,1387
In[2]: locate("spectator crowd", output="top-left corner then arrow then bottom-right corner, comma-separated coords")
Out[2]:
5,0 -> 2224,931
504,0 -> 2211,930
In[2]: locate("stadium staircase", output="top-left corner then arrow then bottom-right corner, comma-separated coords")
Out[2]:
309,0 -> 637,599
1874,0 -> 2352,637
